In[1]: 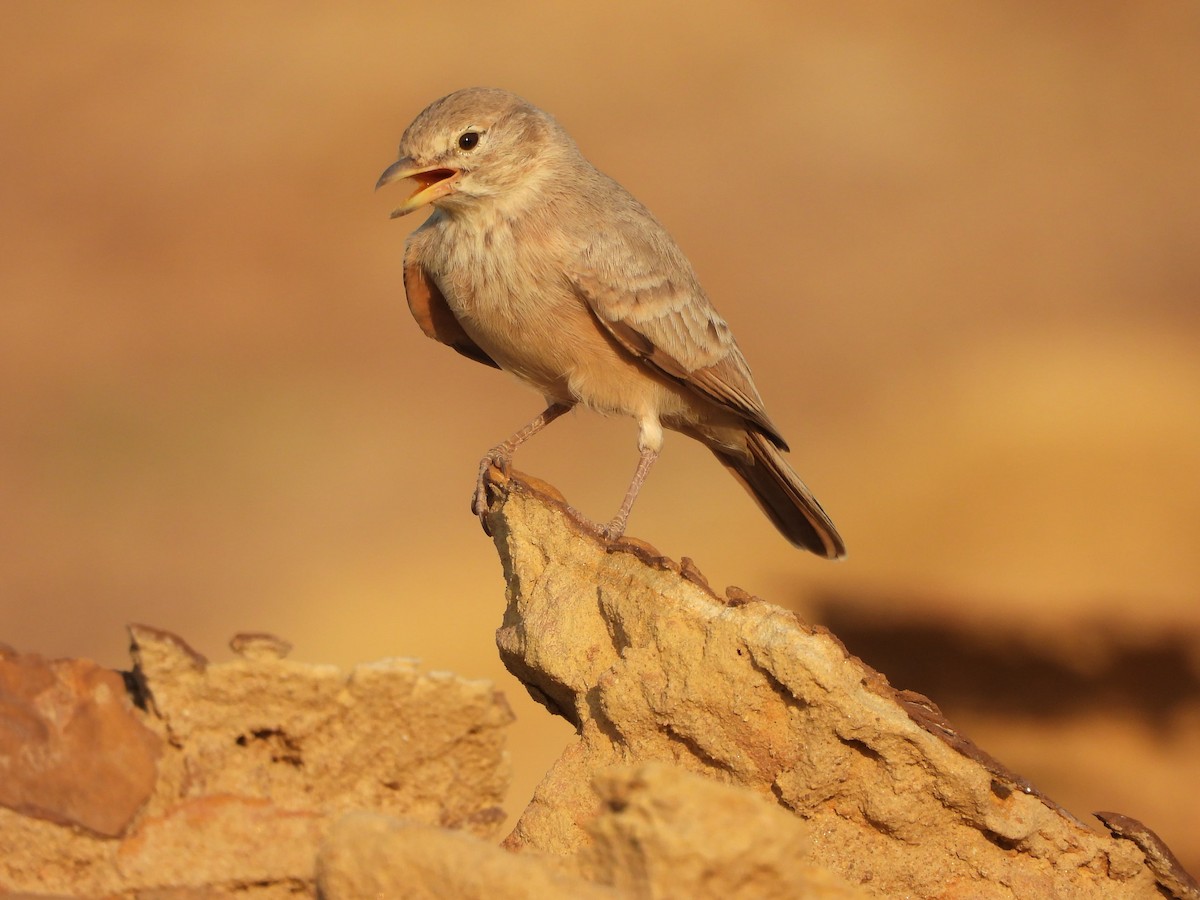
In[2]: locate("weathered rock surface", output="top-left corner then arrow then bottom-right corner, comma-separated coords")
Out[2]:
0,647 -> 160,837
483,469 -> 1197,899
318,812 -> 620,900
581,763 -> 867,898
3,468 -> 1195,898
315,763 -> 866,900
0,629 -> 513,897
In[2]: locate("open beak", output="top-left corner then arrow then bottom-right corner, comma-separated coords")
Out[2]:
375,157 -> 460,218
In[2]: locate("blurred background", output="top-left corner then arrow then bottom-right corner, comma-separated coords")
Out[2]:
2,0 -> 1197,872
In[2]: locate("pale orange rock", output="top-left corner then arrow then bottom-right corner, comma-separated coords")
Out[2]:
127,623 -> 513,834
318,812 -> 619,900
0,627 -> 515,897
485,471 -> 1186,899
315,764 -> 865,899
3,474 -> 1192,898
116,795 -> 323,888
582,763 -> 867,899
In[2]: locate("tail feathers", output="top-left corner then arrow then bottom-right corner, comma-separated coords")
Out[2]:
713,432 -> 846,559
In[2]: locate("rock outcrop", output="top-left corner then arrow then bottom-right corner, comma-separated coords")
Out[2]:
0,628 -> 513,896
483,469 -> 1198,899
1,468 -> 1195,898
316,763 -> 866,899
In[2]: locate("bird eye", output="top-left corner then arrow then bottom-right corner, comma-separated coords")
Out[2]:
457,131 -> 480,151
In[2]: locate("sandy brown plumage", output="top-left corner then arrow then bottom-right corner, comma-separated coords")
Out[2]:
378,87 -> 844,558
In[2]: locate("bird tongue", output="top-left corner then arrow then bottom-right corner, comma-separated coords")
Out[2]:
412,168 -> 455,192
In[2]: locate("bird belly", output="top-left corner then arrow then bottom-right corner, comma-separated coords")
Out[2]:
427,217 -> 700,426
461,280 -> 688,418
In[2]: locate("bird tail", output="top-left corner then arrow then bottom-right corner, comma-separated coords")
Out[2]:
711,431 -> 846,559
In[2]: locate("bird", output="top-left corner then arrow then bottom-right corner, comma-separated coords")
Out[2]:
377,87 -> 845,559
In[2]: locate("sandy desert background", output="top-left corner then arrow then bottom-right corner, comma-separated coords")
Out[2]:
2,0 -> 1198,873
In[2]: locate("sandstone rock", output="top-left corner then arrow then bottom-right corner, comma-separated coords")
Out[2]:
484,469 -> 1190,899
1097,812 -> 1200,900
116,795 -> 323,889
0,629 -> 514,897
582,763 -> 867,898
318,812 -> 618,899
315,763 -> 864,899
4,468 -> 1193,898
128,624 -> 513,834
0,649 -> 160,837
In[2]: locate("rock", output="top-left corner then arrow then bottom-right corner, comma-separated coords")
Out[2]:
484,469 -> 1186,899
4,468 -> 1193,898
315,770 -> 865,900
127,624 -> 513,835
116,795 -> 323,889
1096,812 -> 1200,900
228,631 -> 294,661
582,763 -> 867,898
0,628 -> 514,896
318,812 -> 618,900
0,649 -> 160,837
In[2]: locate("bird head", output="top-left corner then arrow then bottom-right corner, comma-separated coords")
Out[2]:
376,87 -> 565,218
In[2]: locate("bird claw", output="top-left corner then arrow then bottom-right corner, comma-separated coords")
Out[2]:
596,517 -> 628,543
472,448 -> 513,519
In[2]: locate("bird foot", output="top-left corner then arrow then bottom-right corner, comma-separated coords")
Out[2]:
595,516 -> 629,543
472,448 -> 513,520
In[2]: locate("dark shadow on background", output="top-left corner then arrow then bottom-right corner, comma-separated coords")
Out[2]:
812,592 -> 1200,730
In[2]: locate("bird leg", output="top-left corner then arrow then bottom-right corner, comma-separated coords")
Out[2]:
598,444 -> 660,541
473,402 -> 573,518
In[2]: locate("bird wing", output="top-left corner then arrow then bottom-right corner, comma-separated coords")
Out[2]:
403,238 -> 500,370
568,221 -> 788,449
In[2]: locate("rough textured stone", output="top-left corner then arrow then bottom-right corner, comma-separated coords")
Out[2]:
318,812 -> 618,900
3,469 -> 1194,898
116,795 -> 322,889
484,469 -> 1187,899
582,763 -> 867,898
0,649 -> 160,837
0,629 -> 514,897
1097,812 -> 1200,900
128,625 -> 513,834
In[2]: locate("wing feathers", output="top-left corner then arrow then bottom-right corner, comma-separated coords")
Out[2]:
403,247 -> 500,370
572,268 -> 787,448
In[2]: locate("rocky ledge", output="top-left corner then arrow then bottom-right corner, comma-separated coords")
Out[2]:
0,627 -> 511,896
483,469 -> 1196,900
0,468 -> 1194,898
